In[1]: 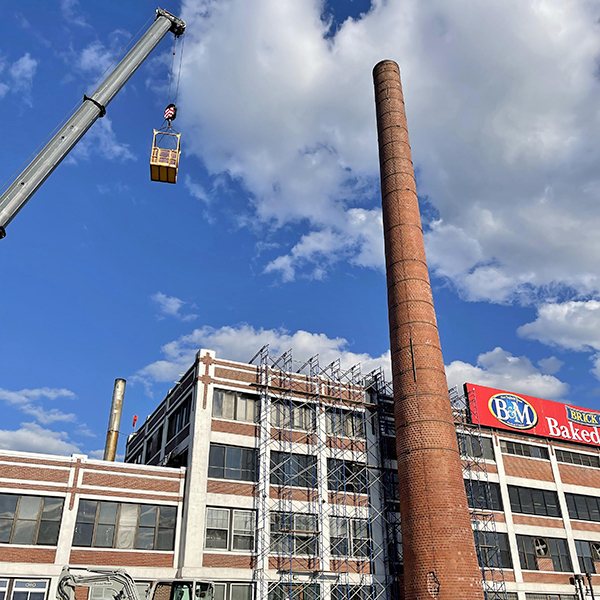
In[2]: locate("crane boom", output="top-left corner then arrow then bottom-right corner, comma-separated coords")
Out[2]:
0,8 -> 185,239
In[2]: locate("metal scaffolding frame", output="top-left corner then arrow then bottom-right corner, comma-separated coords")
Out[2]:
451,385 -> 509,600
250,347 -> 402,600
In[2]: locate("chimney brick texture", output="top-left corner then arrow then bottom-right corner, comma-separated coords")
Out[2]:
373,60 -> 484,600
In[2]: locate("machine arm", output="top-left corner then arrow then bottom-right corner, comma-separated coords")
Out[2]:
0,8 -> 185,239
57,567 -> 142,600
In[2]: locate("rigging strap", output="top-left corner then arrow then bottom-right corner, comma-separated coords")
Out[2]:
83,95 -> 106,118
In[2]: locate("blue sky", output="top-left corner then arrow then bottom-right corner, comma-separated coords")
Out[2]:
2,0 -> 600,458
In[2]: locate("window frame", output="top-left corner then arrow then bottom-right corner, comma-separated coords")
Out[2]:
500,440 -> 549,460
208,444 -> 258,482
508,486 -> 561,517
167,395 -> 192,441
327,458 -> 368,494
566,492 -> 600,522
270,512 -> 318,556
270,452 -> 317,489
325,408 -> 365,439
212,389 -> 259,424
465,480 -> 503,512
473,531 -> 512,569
516,535 -> 572,572
204,507 -> 256,552
0,493 -> 64,546
72,500 -> 177,551
329,516 -> 371,558
271,401 -> 315,431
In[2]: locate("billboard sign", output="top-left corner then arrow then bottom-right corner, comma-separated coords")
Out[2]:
466,383 -> 600,447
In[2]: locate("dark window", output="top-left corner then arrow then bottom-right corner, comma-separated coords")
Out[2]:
270,512 -> 318,556
508,486 -> 561,517
213,584 -> 254,600
205,507 -> 255,551
575,540 -> 600,574
566,493 -> 600,522
212,389 -> 258,423
556,449 -> 600,468
167,396 -> 191,440
146,427 -> 163,461
72,501 -> 176,550
473,531 -> 512,569
271,401 -> 315,431
270,452 -> 317,488
524,595 -> 577,600
327,459 -> 367,494
465,480 -> 502,511
325,408 -> 365,439
331,586 -> 372,600
268,584 -> 319,600
500,440 -> 549,460
458,433 -> 495,460
209,444 -> 257,482
517,536 -> 572,572
0,494 -> 64,545
329,517 -> 370,558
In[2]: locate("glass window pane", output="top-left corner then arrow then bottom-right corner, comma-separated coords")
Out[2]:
115,526 -> 136,549
41,498 -> 63,521
77,500 -> 98,523
206,529 -> 228,549
159,506 -> 176,529
213,585 -> 226,600
223,393 -> 235,420
233,511 -> 254,532
207,509 -> 229,529
231,585 -> 252,600
12,520 -> 36,544
0,495 -> 18,519
212,391 -> 224,418
94,524 -> 115,547
136,527 -> 155,549
98,502 -> 118,525
156,528 -> 175,551
36,521 -> 60,545
73,523 -> 93,546
139,505 -> 158,527
233,534 -> 254,550
17,497 -> 42,521
0,519 -> 13,543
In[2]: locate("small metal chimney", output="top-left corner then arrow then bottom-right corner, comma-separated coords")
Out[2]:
103,378 -> 126,461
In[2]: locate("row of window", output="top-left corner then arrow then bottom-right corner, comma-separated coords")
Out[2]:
205,508 -> 369,558
212,389 -> 366,438
208,444 -> 370,492
467,481 -> 600,525
0,493 -> 177,551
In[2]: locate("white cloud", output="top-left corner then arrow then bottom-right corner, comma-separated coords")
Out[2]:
0,53 -> 38,104
176,0 -> 600,299
151,292 -> 198,322
0,387 -> 77,425
0,423 -> 81,456
518,301 -> 600,351
77,41 -> 113,73
61,0 -> 89,28
67,117 -> 135,164
537,356 -> 564,375
445,347 -> 569,400
132,324 -> 391,394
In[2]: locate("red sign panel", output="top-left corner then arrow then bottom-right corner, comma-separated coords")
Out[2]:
466,383 -> 600,447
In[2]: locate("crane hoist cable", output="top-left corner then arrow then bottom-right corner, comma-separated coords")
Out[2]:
149,32 -> 185,184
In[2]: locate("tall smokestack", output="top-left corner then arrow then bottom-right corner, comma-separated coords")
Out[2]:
103,378 -> 126,461
373,60 -> 483,600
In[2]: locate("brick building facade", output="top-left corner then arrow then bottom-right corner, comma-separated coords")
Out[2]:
2,348 -> 600,600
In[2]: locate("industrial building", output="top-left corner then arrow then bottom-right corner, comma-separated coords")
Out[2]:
2,347 -> 600,600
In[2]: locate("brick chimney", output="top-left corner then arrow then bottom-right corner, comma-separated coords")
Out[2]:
373,60 -> 484,600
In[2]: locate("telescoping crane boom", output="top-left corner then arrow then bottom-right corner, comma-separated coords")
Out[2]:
0,8 -> 185,239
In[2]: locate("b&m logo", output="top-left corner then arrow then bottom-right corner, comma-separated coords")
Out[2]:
488,393 -> 538,430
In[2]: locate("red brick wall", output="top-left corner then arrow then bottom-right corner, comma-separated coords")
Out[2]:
203,554 -> 254,568
329,560 -> 371,574
512,515 -> 565,529
571,520 -> 600,532
268,557 -> 319,571
559,463 -> 600,487
212,420 -> 258,437
502,455 -> 554,481
522,572 -> 571,584
0,547 -> 56,563
0,464 -> 69,483
270,487 -> 318,502
207,479 -> 256,496
69,550 -> 174,567
81,472 -> 180,493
